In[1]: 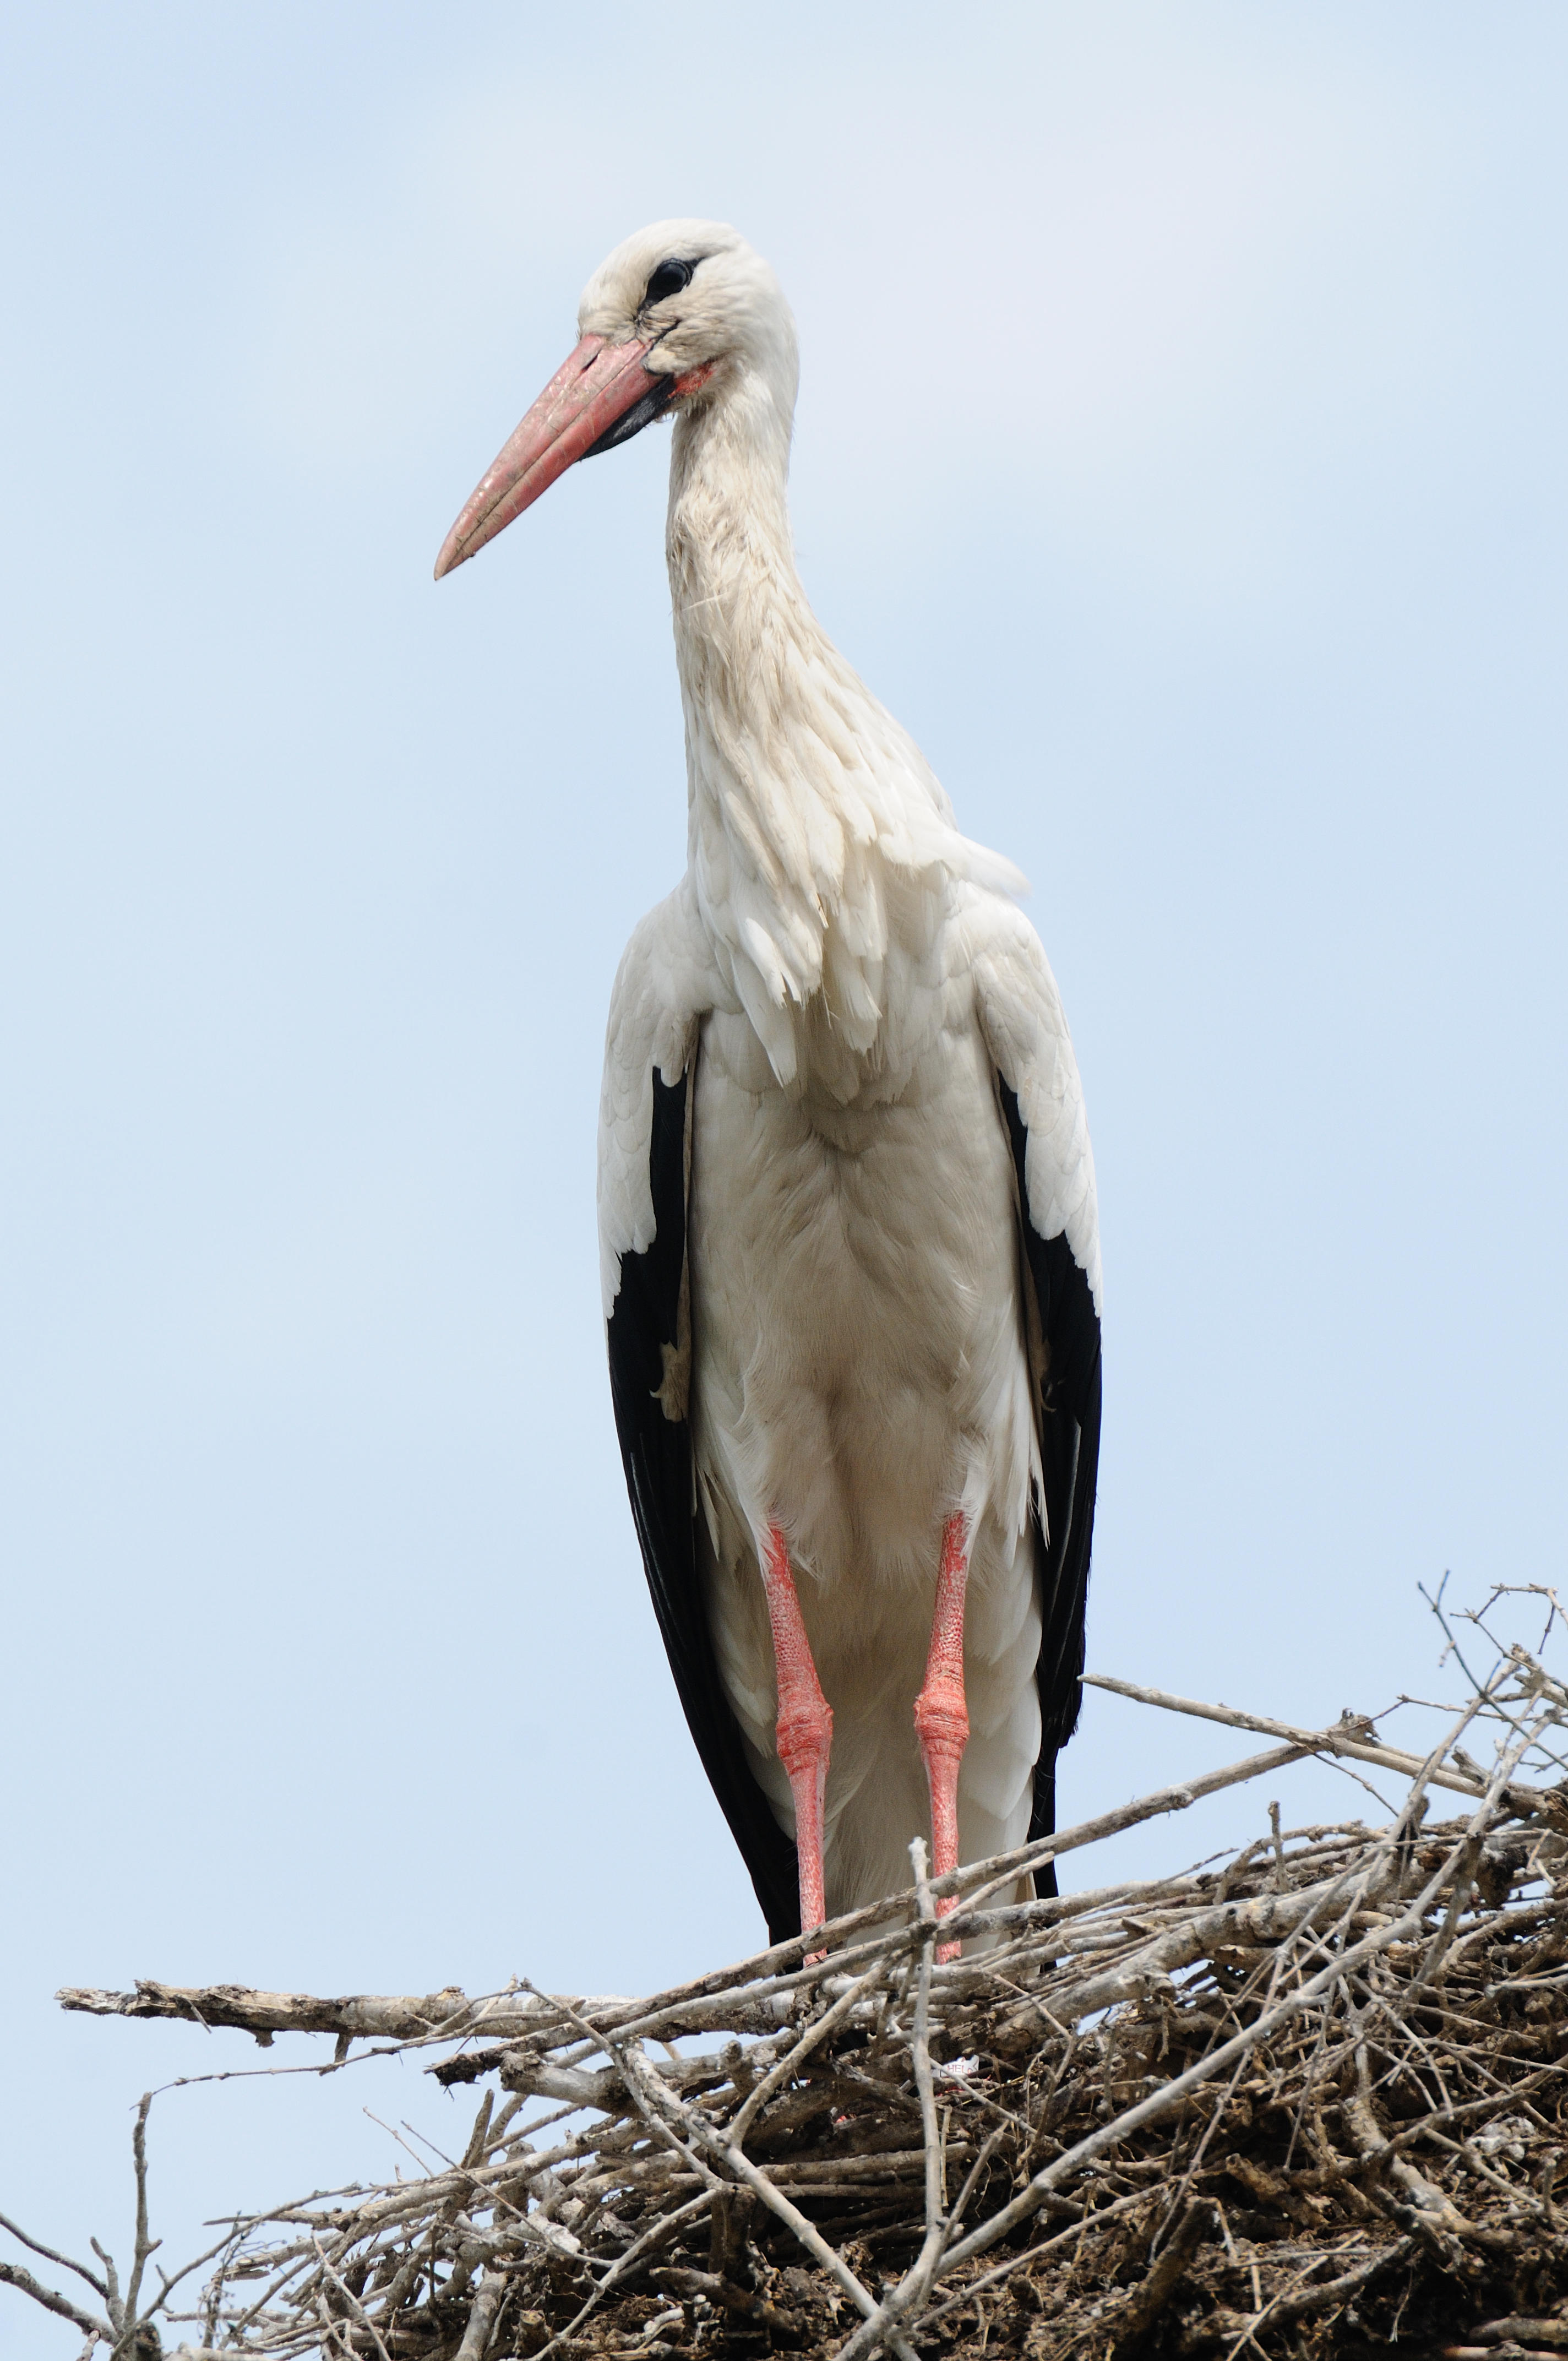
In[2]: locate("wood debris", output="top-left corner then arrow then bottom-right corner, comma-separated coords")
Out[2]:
13,1588 -> 1568,2359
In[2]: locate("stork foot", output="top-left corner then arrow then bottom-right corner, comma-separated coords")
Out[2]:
914,1512 -> 971,1963
760,1524 -> 834,1962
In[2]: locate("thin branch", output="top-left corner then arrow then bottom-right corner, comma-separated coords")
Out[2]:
0,2260 -> 112,2344
1084,1674 -> 1556,1817
0,2215 -> 108,2300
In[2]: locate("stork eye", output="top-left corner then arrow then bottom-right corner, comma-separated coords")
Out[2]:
643,258 -> 695,307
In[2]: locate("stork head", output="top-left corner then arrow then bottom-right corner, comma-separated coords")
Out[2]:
434,219 -> 797,579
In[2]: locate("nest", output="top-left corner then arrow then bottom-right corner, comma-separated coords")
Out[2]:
20,1592 -> 1568,2361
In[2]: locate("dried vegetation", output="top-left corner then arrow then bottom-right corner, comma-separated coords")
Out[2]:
11,1589 -> 1568,2361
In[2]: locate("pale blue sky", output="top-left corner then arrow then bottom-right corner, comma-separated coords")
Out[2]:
2,3 -> 1564,2335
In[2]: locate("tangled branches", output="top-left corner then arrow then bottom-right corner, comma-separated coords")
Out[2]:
13,1589 -> 1568,2359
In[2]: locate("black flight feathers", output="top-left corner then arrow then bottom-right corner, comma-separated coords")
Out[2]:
605,1072 -> 799,1940
605,1060 -> 1102,1944
997,1080 -> 1102,1887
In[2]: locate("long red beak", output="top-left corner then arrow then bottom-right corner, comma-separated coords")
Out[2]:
434,334 -> 665,580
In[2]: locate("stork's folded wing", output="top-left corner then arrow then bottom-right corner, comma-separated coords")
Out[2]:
969,888 -> 1103,1857
598,897 -> 801,1940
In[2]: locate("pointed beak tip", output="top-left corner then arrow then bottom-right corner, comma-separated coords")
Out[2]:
432,334 -> 662,592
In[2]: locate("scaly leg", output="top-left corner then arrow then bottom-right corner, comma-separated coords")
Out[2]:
760,1524 -> 834,1957
914,1512 -> 971,1962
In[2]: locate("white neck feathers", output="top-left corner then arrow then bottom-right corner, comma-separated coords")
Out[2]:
666,371 -> 1013,1095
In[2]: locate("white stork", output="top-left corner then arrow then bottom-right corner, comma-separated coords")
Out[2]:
437,221 -> 1102,1954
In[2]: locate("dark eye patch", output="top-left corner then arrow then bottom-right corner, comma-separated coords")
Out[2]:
643,258 -> 696,308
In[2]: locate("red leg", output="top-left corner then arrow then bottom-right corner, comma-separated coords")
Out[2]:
760,1524 -> 834,1959
914,1512 -> 970,1962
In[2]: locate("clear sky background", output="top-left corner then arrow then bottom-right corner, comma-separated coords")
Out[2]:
2,3 -> 1564,2340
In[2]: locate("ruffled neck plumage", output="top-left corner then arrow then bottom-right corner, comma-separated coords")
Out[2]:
665,373 -> 1012,1096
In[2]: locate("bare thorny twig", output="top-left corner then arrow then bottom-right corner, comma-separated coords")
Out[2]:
12,1586 -> 1568,2360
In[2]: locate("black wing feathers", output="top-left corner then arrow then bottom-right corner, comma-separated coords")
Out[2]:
998,1081 -> 1103,1869
606,1068 -> 801,1943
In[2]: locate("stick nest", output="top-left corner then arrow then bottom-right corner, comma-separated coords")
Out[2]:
24,1592 -> 1568,2360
